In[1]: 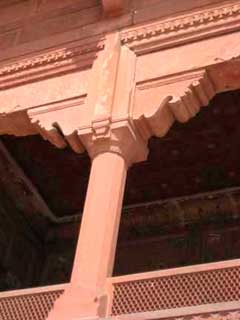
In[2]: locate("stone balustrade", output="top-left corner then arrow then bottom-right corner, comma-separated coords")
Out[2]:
1,259 -> 240,320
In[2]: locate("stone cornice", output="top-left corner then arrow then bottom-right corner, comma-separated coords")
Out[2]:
0,2 -> 239,90
0,39 -> 104,90
121,2 -> 240,53
0,48 -> 89,76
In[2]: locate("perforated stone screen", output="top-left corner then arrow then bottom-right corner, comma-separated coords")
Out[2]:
111,262 -> 240,315
0,288 -> 64,320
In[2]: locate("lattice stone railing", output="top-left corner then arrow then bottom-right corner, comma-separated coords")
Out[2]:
0,284 -> 65,320
1,260 -> 240,319
110,259 -> 240,316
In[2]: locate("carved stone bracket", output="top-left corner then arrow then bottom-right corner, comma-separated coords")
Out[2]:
28,95 -> 87,152
133,55 -> 240,141
27,33 -> 148,165
1,5 -> 240,163
133,70 -> 216,139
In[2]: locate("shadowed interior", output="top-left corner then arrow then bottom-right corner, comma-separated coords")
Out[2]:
1,89 -> 240,288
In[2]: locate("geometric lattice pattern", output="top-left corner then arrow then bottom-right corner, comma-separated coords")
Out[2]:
111,266 -> 240,315
0,290 -> 64,320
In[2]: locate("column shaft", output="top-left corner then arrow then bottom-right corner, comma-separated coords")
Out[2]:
47,124 -> 148,320
47,151 -> 128,320
71,151 -> 127,290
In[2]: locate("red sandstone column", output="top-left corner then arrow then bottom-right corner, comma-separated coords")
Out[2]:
47,127 -> 148,320
71,151 -> 127,290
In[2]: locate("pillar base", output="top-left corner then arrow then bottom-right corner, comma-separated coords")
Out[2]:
47,285 -> 108,320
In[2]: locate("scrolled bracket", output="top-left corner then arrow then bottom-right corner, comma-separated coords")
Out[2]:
133,57 -> 240,140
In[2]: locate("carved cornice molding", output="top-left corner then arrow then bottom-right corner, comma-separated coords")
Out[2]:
121,3 -> 240,53
0,39 -> 104,90
0,50 -> 77,76
0,2 -> 238,90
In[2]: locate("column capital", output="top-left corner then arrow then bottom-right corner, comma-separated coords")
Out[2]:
80,120 -> 149,167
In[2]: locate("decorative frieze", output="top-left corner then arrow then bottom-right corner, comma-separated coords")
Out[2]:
0,50 -> 77,76
0,2 -> 239,90
121,3 -> 240,53
0,39 -> 104,90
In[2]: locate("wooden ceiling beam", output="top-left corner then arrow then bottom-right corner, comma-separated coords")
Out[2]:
0,140 -> 58,226
101,0 -> 129,16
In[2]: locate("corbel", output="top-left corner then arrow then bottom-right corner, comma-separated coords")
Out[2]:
133,70 -> 214,139
133,57 -> 240,141
28,95 -> 87,153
